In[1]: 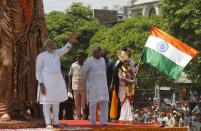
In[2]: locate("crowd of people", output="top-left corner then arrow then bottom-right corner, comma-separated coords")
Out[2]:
133,99 -> 201,130
35,36 -> 201,130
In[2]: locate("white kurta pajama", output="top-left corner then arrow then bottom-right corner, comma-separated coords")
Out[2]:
83,57 -> 109,125
36,43 -> 72,125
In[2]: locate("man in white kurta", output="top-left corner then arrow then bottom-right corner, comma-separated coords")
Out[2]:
83,46 -> 109,126
36,34 -> 76,128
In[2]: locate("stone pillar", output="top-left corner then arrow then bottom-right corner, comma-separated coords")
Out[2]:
142,6 -> 147,16
154,4 -> 160,15
155,84 -> 160,98
172,92 -> 176,104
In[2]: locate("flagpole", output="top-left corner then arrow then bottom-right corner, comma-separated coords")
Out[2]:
133,26 -> 154,78
130,49 -> 144,123
133,58 -> 141,80
133,47 -> 145,80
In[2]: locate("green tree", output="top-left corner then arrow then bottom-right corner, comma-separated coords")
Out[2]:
46,3 -> 103,69
160,0 -> 201,85
90,16 -> 172,89
90,16 -> 166,60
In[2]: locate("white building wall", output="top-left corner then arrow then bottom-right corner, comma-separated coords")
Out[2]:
128,0 -> 160,17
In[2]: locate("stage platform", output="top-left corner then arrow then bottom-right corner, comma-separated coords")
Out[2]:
0,120 -> 188,131
0,119 -> 45,129
58,120 -> 188,131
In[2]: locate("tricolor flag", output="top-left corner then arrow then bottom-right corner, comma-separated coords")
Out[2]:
142,27 -> 199,79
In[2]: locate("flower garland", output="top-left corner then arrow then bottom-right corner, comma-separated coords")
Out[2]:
121,64 -> 135,98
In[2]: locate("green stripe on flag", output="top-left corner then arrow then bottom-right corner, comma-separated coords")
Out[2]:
142,47 -> 184,79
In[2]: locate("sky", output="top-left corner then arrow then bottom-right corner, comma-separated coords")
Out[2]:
44,0 -> 129,13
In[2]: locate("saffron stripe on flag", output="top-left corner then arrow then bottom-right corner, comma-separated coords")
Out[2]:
150,27 -> 198,57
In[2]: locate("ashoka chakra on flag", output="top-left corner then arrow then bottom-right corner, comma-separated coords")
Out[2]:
142,27 -> 199,79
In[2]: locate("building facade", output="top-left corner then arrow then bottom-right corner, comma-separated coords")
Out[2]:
129,0 -> 160,17
93,9 -> 118,28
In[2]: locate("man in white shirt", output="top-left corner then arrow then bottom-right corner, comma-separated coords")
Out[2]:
167,114 -> 175,127
36,33 -> 76,128
83,45 -> 109,126
69,51 -> 86,120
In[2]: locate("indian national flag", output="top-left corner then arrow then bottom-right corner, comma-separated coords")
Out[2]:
142,27 -> 198,79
